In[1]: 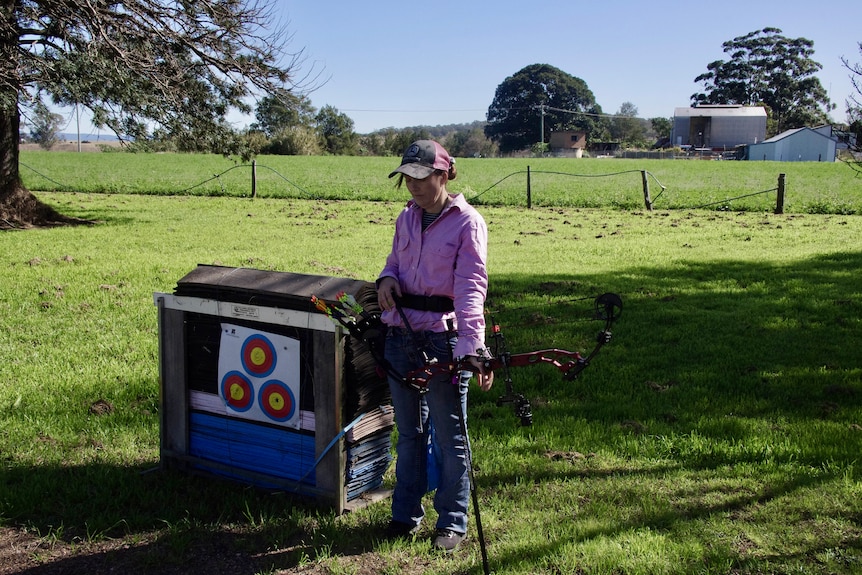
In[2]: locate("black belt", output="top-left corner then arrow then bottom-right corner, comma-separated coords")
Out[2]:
396,293 -> 454,312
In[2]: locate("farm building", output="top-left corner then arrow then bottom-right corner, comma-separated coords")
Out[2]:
672,105 -> 767,149
549,130 -> 587,157
814,124 -> 857,153
744,127 -> 837,162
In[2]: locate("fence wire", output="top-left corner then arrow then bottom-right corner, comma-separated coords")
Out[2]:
694,187 -> 778,210
21,159 -> 786,213
471,168 -> 667,208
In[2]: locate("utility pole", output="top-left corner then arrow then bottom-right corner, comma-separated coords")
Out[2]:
539,104 -> 545,145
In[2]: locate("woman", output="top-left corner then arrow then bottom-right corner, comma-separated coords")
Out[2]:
377,140 -> 493,552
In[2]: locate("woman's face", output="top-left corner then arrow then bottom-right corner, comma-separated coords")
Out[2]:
404,172 -> 448,212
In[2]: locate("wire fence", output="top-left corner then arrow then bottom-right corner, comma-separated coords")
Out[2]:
175,162 -> 318,198
20,159 -> 789,213
472,167 -> 787,213
471,167 -> 667,210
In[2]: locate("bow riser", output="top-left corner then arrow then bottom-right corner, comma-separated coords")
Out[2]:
505,349 -> 585,376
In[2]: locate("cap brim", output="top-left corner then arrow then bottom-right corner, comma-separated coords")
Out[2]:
388,164 -> 435,179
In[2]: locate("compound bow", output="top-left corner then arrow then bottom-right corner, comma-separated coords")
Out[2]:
311,291 -> 623,425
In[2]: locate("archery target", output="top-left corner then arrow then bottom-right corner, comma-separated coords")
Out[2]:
258,380 -> 296,422
241,334 -> 276,377
221,371 -> 254,411
217,323 -> 301,428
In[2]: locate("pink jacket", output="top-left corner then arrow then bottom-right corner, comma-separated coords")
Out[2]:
378,193 -> 489,358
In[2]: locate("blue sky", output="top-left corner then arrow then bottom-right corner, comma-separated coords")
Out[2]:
68,0 -> 861,138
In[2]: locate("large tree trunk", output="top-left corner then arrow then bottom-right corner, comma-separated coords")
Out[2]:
0,95 -> 20,192
0,101 -> 84,229
0,2 -> 49,229
0,2 -> 87,230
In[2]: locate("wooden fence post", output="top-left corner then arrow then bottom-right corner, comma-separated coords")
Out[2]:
775,173 -> 785,214
526,165 -> 532,209
641,170 -> 653,211
251,159 -> 257,198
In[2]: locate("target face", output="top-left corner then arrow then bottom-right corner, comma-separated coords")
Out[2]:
217,323 -> 301,428
241,334 -> 276,377
258,380 -> 296,422
221,370 -> 254,412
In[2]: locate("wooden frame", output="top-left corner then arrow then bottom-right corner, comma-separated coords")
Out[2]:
155,283 -> 389,513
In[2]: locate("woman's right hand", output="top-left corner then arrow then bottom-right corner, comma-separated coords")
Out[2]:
465,355 -> 495,391
377,277 -> 401,311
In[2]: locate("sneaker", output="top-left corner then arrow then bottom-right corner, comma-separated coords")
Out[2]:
432,528 -> 465,552
386,520 -> 420,538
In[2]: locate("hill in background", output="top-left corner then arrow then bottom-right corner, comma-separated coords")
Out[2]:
20,133 -> 123,152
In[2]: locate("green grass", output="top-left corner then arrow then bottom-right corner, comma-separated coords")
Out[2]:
19,151 -> 862,214
1,189 -> 862,574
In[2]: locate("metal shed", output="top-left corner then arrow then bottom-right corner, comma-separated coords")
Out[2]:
672,105 -> 767,149
744,127 -> 837,162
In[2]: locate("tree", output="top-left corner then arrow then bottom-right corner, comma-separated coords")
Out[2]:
315,105 -> 358,155
28,101 -> 63,150
252,90 -> 317,138
0,1 -> 308,228
264,125 -> 321,156
691,28 -> 834,135
609,102 -> 647,148
650,117 -> 673,146
485,64 -> 604,154
444,126 -> 498,158
841,41 -> 862,173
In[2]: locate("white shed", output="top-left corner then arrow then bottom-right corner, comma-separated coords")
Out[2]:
672,105 -> 767,149
745,127 -> 837,162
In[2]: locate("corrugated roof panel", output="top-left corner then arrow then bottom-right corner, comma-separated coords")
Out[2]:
674,106 -> 767,118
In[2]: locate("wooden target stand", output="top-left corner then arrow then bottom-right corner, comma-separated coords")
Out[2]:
154,265 -> 393,513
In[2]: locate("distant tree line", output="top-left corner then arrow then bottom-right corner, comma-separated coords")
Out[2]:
12,16 -> 853,163
240,90 -> 500,158
24,29 -> 847,161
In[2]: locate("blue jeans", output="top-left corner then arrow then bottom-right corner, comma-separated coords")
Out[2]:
385,327 -> 471,534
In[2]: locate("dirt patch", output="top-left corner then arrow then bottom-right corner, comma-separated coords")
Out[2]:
0,524 -> 433,574
0,185 -> 94,230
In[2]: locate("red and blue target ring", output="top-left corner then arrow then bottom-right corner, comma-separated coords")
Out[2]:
241,333 -> 276,377
258,380 -> 296,422
220,370 -> 254,412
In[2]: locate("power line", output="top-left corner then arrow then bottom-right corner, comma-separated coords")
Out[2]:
339,108 -> 487,113
339,105 -> 652,120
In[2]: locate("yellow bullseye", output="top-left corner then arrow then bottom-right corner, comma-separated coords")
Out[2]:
268,393 -> 284,410
249,346 -> 267,366
230,382 -> 246,401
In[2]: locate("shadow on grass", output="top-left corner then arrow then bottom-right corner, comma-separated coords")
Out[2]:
465,248 -> 862,572
479,465 -> 828,574
2,462 -> 391,574
3,248 -> 861,573
478,248 -> 862,442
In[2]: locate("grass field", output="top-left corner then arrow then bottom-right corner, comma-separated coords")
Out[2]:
19,151 -> 862,214
1,161 -> 861,573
